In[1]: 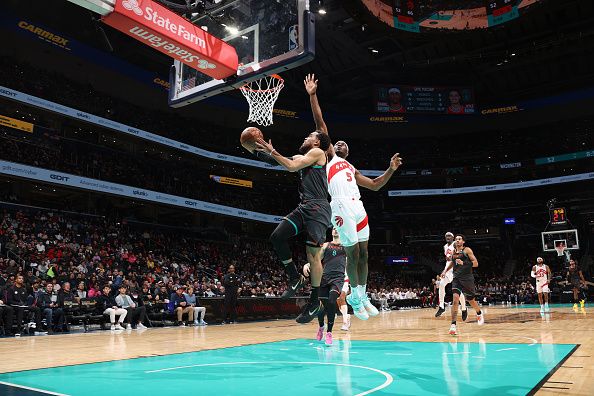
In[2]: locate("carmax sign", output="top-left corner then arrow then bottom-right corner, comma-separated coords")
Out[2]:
102,0 -> 238,79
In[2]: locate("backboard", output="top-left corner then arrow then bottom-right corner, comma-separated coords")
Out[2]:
541,229 -> 579,252
168,0 -> 314,107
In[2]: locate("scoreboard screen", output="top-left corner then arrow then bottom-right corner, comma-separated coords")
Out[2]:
550,207 -> 568,226
393,0 -> 420,32
485,0 -> 519,26
375,85 -> 475,114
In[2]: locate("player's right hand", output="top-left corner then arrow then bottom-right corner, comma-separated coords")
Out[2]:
390,153 -> 403,170
304,73 -> 318,96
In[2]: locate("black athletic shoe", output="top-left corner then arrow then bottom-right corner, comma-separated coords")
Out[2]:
435,307 -> 445,317
461,309 -> 468,322
296,301 -> 322,324
281,275 -> 306,299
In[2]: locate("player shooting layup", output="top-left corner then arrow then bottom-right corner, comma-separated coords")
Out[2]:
531,257 -> 551,313
254,131 -> 332,324
304,74 -> 402,321
435,232 -> 467,320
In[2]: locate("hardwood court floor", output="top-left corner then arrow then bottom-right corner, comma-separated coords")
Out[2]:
0,304 -> 591,395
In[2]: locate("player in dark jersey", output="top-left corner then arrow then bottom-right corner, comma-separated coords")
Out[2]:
316,228 -> 347,346
255,132 -> 332,324
566,259 -> 586,310
441,234 -> 484,336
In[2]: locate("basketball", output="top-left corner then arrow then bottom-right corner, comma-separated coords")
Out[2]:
240,127 -> 264,151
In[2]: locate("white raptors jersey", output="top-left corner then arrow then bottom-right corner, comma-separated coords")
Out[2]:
534,264 -> 548,282
443,242 -> 455,274
326,155 -> 361,200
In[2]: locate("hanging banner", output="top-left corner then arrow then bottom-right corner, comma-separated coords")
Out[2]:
210,175 -> 253,188
0,115 -> 34,133
102,0 -> 238,79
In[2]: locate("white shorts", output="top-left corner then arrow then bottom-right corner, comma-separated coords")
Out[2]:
441,270 -> 453,285
330,198 -> 369,247
536,280 -> 550,293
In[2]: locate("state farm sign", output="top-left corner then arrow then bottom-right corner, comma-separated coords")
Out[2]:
102,0 -> 238,80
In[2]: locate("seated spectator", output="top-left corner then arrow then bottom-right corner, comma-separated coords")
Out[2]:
7,274 -> 42,335
95,285 -> 126,330
0,285 -> 15,336
129,289 -> 148,329
115,285 -> 146,330
184,286 -> 206,326
37,283 -> 65,334
171,286 -> 193,326
76,282 -> 87,300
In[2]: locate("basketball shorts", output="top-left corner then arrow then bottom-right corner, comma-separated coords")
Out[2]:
441,269 -> 453,284
570,278 -> 581,289
330,198 -> 369,247
536,279 -> 550,293
452,276 -> 476,300
320,275 -> 345,300
285,200 -> 331,247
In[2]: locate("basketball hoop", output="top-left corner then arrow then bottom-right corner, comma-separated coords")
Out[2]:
239,74 -> 284,127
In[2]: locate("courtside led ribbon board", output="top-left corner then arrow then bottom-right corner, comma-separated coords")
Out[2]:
102,0 -> 238,80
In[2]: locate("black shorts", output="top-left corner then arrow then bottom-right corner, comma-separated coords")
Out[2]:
452,276 -> 476,300
319,276 -> 344,300
285,200 -> 331,247
570,278 -> 581,288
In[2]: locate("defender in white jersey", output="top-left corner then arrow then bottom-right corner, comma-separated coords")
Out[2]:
435,232 -> 467,320
531,257 -> 551,313
305,74 -> 402,321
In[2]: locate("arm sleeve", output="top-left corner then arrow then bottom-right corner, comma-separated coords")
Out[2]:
531,270 -> 537,278
253,151 -> 280,166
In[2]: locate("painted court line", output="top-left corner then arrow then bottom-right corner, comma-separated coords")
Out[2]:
443,351 -> 471,355
496,347 -> 518,352
0,381 -> 69,396
385,353 -> 413,356
145,361 -> 394,396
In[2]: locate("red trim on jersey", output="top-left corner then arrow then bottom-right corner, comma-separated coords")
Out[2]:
327,160 -> 355,184
356,215 -> 369,232
539,282 -> 549,288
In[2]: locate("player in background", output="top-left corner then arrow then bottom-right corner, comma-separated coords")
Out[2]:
567,259 -> 586,310
305,73 -> 402,321
337,272 -> 351,331
435,232 -> 467,321
442,235 -> 484,336
316,228 -> 347,345
254,131 -> 331,324
531,257 -> 551,313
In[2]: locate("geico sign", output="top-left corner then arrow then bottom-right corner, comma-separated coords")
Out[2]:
50,174 -> 70,182
102,0 -> 238,80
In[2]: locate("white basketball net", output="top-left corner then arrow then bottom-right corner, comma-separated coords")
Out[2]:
239,75 -> 284,127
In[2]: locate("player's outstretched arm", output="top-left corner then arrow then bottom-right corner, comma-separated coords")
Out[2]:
305,74 -> 335,158
255,138 -> 324,172
355,153 -> 403,191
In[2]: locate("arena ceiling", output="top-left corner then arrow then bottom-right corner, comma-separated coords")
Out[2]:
3,0 -> 594,112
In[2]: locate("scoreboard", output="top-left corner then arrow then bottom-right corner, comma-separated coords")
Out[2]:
485,0 -> 519,27
550,207 -> 568,226
393,0 -> 420,32
375,85 -> 475,114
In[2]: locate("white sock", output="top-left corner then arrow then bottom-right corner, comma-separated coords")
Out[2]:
339,305 -> 348,322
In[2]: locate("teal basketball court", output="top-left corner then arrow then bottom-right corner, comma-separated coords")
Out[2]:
0,338 -> 577,395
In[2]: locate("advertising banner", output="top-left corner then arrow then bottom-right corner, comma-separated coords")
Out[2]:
0,115 -> 34,133
0,160 -> 282,224
102,0 -> 238,79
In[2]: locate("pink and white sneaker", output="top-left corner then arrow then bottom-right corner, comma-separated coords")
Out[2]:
316,326 -> 325,341
325,332 -> 333,346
